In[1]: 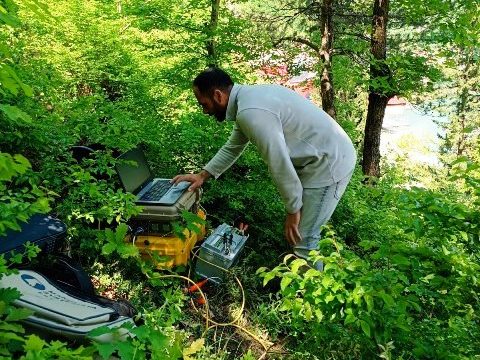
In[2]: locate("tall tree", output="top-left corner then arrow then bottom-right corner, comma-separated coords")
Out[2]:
206,0 -> 221,66
268,0 -> 338,118
454,55 -> 479,157
319,0 -> 336,118
362,0 -> 391,178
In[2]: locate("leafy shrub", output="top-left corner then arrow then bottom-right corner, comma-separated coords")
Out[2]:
257,159 -> 480,358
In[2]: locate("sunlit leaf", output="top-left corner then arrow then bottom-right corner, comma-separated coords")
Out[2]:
183,338 -> 204,360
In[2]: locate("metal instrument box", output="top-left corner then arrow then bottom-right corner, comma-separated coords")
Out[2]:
194,223 -> 248,283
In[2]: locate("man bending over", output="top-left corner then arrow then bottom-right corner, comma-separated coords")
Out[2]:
173,67 -> 356,270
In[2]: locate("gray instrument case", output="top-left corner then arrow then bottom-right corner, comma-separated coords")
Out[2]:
133,188 -> 202,222
194,223 -> 249,283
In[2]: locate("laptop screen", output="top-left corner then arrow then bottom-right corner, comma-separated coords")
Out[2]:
116,148 -> 152,193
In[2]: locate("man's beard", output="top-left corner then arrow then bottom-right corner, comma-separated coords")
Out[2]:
212,100 -> 227,122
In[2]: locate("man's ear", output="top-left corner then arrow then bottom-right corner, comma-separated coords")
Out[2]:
212,88 -> 227,105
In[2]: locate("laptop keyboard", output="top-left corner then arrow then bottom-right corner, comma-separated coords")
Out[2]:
140,180 -> 171,201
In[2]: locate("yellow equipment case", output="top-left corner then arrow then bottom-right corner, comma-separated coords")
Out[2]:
126,207 -> 207,269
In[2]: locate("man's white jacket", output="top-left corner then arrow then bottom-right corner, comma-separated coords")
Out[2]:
203,84 -> 357,214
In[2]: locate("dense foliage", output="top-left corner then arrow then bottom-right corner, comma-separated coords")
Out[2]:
1,0 -> 479,359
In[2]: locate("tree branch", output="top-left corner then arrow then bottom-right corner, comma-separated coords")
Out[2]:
333,48 -> 369,67
337,31 -> 371,42
334,12 -> 371,18
273,36 -> 319,52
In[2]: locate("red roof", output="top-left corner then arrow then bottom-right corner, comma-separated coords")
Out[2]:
259,66 -> 314,99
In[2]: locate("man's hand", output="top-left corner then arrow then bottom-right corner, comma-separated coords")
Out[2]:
285,211 -> 302,246
171,170 -> 211,192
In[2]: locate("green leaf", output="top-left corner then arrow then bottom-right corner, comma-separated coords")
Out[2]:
116,340 -> 135,359
22,1 -> 53,22
379,292 -> 395,307
102,242 -> 116,255
0,104 -> 32,124
304,302 -> 313,320
280,276 -> 293,291
262,272 -> 275,286
23,334 -> 45,351
408,300 -> 422,312
0,330 -> 25,343
344,313 -> 356,325
325,294 -> 335,303
282,254 -> 296,263
118,244 -> 139,258
13,154 -> 30,170
365,294 -> 374,313
20,83 -> 33,97
304,268 -> 320,279
149,331 -> 170,352
181,210 -> 206,226
0,288 -> 21,305
171,222 -> 186,241
398,273 -> 410,285
255,267 -> 267,275
0,153 -> 31,181
358,240 -> 378,250
95,342 -> 117,359
318,238 -> 334,247
115,223 -> 129,243
186,222 -> 201,234
89,325 -> 114,337
0,10 -> 20,27
0,322 -> 24,333
104,228 -> 115,243
421,274 -> 435,283
279,299 -> 291,311
321,276 -> 333,288
396,322 -> 411,332
391,254 -> 410,266
451,156 -> 469,165
183,338 -> 205,360
9,252 -> 23,264
360,320 -> 371,337
290,258 -> 307,274
6,307 -> 33,321
130,325 -> 150,340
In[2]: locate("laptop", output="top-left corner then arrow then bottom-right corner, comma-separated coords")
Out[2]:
116,148 -> 190,205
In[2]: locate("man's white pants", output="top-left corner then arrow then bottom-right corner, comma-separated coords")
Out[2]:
294,171 -> 354,271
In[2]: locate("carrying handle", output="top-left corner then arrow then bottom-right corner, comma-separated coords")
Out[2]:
129,226 -> 145,245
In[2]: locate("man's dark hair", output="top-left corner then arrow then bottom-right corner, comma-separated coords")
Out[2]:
193,67 -> 233,96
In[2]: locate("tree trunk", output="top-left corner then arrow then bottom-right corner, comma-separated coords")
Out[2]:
363,94 -> 388,177
454,50 -> 479,157
456,85 -> 468,156
319,0 -> 337,119
206,0 -> 220,67
362,0 -> 390,178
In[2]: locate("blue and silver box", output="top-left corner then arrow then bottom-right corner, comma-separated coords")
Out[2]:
194,223 -> 249,283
